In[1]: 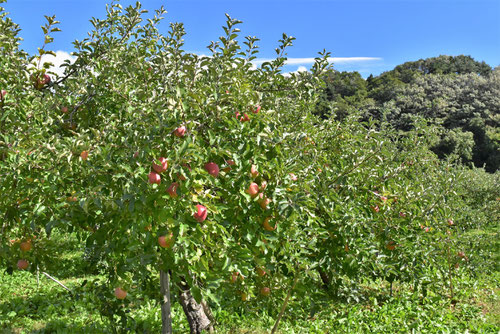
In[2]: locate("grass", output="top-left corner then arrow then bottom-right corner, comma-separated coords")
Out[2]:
1,231 -> 499,333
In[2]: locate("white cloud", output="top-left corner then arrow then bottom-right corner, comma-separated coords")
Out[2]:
39,51 -> 77,77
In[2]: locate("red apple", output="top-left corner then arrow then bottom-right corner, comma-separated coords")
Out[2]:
260,181 -> 267,191
174,126 -> 186,137
289,173 -> 297,181
0,90 -> 6,99
158,233 -> 174,248
447,219 -> 454,226
167,182 -> 179,198
258,193 -> 271,210
148,171 -> 161,184
152,157 -> 168,174
17,259 -> 29,270
80,150 -> 89,160
260,287 -> 271,296
133,151 -> 139,158
256,266 -> 266,277
204,162 -> 219,177
42,74 -> 51,85
223,160 -> 235,172
399,212 -> 406,217
246,182 -> 260,198
240,113 -> 250,122
372,205 -> 380,213
61,106 -> 68,113
193,204 -> 208,222
262,217 -> 276,231
252,105 -> 261,114
230,272 -> 239,283
114,287 -> 127,299
250,165 -> 259,178
20,241 -> 32,252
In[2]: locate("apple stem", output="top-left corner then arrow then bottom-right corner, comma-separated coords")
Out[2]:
271,272 -> 300,334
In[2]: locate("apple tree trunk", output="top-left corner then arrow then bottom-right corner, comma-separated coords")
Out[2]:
160,270 -> 173,334
178,279 -> 213,334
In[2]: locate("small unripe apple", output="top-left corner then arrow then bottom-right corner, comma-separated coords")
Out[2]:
246,183 -> 260,198
17,259 -> 29,270
80,150 -> 89,160
204,162 -> 219,177
114,287 -> 127,299
167,182 -> 179,198
193,204 -> 208,222
174,126 -> 186,137
250,165 -> 259,178
260,287 -> 271,296
20,240 -> 32,252
262,217 -> 276,231
256,266 -> 266,277
152,157 -> 168,174
158,233 -> 174,248
148,171 -> 161,184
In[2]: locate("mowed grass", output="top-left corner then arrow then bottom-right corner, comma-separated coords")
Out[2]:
1,231 -> 499,333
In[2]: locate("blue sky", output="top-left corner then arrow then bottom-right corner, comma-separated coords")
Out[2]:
3,0 -> 500,76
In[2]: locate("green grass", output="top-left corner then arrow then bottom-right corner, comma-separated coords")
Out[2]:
1,231 -> 499,333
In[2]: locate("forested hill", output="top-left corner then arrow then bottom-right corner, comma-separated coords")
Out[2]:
318,55 -> 499,172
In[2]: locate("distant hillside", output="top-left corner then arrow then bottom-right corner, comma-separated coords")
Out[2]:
318,55 -> 499,172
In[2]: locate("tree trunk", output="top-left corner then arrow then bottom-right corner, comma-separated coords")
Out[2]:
178,279 -> 213,334
160,270 -> 173,334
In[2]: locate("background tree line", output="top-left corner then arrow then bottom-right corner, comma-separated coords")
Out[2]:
317,55 -> 499,172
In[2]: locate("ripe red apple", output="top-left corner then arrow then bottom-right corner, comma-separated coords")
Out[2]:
114,287 -> 127,299
380,196 -> 387,202
61,106 -> 68,113
262,217 -> 276,231
193,204 -> 208,222
230,272 -> 239,283
289,173 -> 297,181
250,165 -> 259,178
258,193 -> 271,210
424,227 -> 430,233
42,74 -> 51,85
260,181 -> 267,191
260,287 -> 271,296
148,171 -> 161,184
80,151 -> 89,160
20,240 -> 32,252
152,157 -> 168,174
17,259 -> 29,270
372,205 -> 380,213
399,212 -> 406,217
240,113 -> 250,122
447,219 -> 454,226
158,233 -> 174,248
252,105 -> 261,114
174,126 -> 186,137
167,182 -> 179,198
223,160 -> 235,173
204,162 -> 219,177
256,266 -> 266,277
386,241 -> 396,251
246,182 -> 260,198
0,90 -> 7,100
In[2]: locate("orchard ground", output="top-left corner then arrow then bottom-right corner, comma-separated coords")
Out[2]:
1,229 -> 498,333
